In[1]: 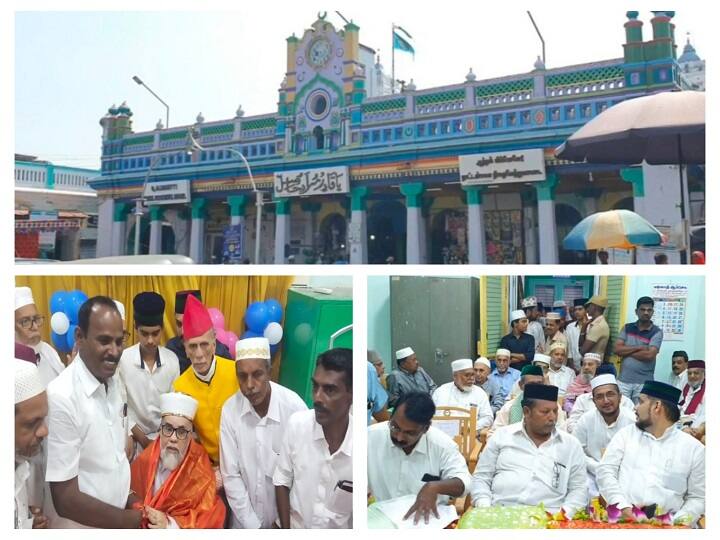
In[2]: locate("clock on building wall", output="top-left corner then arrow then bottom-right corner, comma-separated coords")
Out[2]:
307,37 -> 332,69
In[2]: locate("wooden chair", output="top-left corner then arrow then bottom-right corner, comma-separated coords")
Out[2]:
432,406 -> 483,471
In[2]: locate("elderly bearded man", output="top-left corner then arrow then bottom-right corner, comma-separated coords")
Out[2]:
474,357 -> 503,414
172,294 -> 238,467
471,384 -> 588,515
678,360 -> 705,427
130,392 -> 225,528
220,337 -> 307,528
432,359 -> 493,432
387,347 -> 437,408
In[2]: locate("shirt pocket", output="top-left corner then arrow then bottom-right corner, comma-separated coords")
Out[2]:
661,470 -> 688,497
326,483 -> 353,515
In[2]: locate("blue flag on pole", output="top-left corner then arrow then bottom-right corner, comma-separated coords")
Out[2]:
393,31 -> 415,57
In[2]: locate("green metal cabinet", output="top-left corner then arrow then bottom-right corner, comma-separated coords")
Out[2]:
279,287 -> 353,406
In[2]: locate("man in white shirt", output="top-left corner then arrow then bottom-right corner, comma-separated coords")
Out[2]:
669,350 -> 688,389
119,292 -> 180,459
564,298 -> 587,372
521,296 -> 545,353
489,348 -> 521,402
547,343 -> 575,396
367,391 -> 471,524
678,360 -> 705,427
274,348 -> 353,529
221,337 -> 307,528
15,287 -> 65,388
597,380 -> 705,524
432,359 -> 493,432
46,296 -> 143,528
565,365 -> 635,433
15,358 -> 49,529
471,383 -> 587,515
572,374 -> 636,497
544,312 -> 568,354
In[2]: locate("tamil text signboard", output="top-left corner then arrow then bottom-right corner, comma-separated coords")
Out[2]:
459,149 -> 546,186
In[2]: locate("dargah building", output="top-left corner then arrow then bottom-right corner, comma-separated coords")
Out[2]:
89,10 -> 704,264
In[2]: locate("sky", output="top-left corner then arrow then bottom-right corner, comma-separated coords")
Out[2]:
14,2 -> 708,170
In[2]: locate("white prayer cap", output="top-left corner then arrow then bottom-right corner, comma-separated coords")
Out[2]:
236,337 -> 271,361
474,357 -> 491,369
553,300 -> 567,308
15,287 -> 35,311
15,358 -> 45,404
396,347 -> 414,360
533,353 -> 551,366
510,309 -> 526,322
583,352 -> 603,364
160,392 -> 198,421
451,359 -> 473,372
545,312 -> 562,321
591,373 -> 618,391
114,300 -> 126,321
549,341 -> 567,353
521,296 -> 537,308
495,348 -> 511,359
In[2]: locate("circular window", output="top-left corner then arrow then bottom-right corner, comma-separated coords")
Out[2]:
306,89 -> 332,121
311,94 -> 328,116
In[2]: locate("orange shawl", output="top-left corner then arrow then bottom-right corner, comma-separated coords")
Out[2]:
130,438 -> 226,529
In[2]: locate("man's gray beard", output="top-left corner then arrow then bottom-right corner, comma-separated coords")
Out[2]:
160,448 -> 183,471
581,373 -> 593,384
689,380 -> 703,389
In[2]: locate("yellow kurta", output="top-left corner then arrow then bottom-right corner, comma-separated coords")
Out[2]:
173,356 -> 239,464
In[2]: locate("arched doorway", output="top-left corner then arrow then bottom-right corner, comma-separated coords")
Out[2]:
126,220 -> 176,255
556,203 -> 592,264
313,126 -> 324,151
430,209 -> 468,264
318,213 -> 347,263
368,199 -> 406,264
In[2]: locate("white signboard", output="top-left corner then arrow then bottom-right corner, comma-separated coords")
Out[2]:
143,180 -> 191,205
651,284 -> 688,341
274,166 -> 349,197
459,149 -> 546,185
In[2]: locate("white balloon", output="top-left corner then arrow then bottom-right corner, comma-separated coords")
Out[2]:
51,311 -> 70,335
264,322 -> 284,345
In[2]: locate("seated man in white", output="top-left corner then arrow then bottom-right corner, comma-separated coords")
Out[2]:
368,392 -> 471,525
572,374 -> 636,497
432,359 -> 493,434
471,383 -> 587,516
597,380 -> 704,525
565,364 -> 634,433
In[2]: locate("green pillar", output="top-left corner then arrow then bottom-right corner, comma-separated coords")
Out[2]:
535,173 -> 559,201
227,194 -> 248,217
113,202 -> 131,222
191,197 -> 208,219
399,182 -> 425,207
275,197 -> 291,215
350,186 -> 370,211
462,185 -> 486,205
149,206 -> 165,221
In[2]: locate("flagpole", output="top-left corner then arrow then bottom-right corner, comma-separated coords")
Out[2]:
391,23 -> 395,94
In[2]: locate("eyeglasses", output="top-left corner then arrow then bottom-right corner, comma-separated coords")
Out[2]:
160,423 -> 191,440
389,419 -> 424,438
17,315 -> 45,330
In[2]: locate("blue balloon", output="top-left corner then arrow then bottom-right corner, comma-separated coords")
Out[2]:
245,302 -> 270,333
241,330 -> 262,339
265,299 -> 283,323
66,324 -> 78,351
51,330 -> 68,353
67,290 -> 88,324
50,291 -> 69,315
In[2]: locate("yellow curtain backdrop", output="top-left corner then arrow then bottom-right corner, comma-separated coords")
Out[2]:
15,276 -> 295,374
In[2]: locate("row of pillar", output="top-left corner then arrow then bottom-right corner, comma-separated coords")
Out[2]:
96,168 -> 646,264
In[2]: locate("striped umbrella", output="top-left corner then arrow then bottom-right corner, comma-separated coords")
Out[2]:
563,210 -> 662,250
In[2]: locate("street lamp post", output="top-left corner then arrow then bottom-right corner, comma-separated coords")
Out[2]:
134,155 -> 161,255
186,128 -> 264,264
132,75 -> 170,129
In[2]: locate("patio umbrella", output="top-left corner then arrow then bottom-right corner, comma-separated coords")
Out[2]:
563,209 -> 662,251
556,90 -> 705,260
